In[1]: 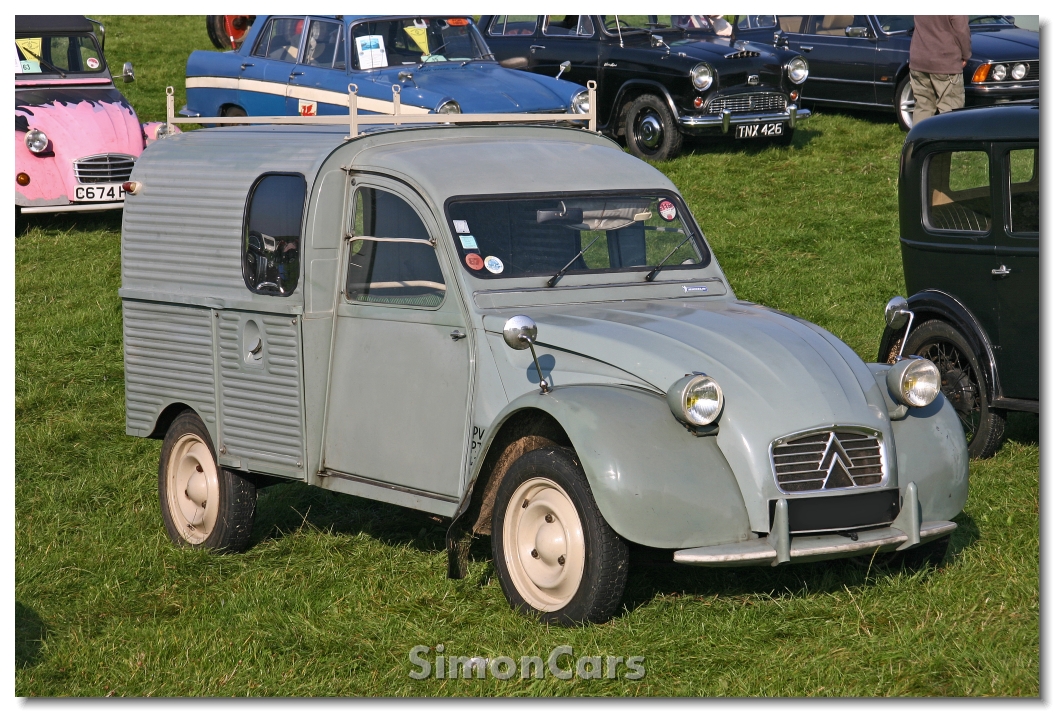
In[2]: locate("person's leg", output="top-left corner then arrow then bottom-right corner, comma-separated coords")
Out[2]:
933,72 -> 966,114
909,69 -> 938,124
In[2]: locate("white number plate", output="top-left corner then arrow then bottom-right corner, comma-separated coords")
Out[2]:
74,184 -> 125,202
735,122 -> 784,139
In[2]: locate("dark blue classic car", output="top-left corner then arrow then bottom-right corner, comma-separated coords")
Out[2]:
733,15 -> 1039,129
183,15 -> 590,120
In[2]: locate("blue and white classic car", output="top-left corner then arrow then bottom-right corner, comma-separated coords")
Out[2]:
183,15 -> 591,119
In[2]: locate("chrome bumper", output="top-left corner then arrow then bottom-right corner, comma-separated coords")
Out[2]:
673,482 -> 956,567
679,104 -> 811,133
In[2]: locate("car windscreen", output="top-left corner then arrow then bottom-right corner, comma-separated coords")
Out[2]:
446,193 -> 711,280
349,17 -> 488,68
15,33 -> 105,75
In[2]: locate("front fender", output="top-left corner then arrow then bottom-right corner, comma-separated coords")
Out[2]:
477,384 -> 752,549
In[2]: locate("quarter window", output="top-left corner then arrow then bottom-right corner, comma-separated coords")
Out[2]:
346,188 -> 445,307
243,174 -> 306,296
303,20 -> 345,69
488,15 -> 538,36
542,16 -> 595,37
1008,148 -> 1038,234
252,17 -> 305,62
925,151 -> 991,233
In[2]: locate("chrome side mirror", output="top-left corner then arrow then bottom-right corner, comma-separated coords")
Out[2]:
650,34 -> 664,47
555,60 -> 571,81
884,296 -> 915,360
122,61 -> 135,83
502,316 -> 550,393
845,26 -> 871,38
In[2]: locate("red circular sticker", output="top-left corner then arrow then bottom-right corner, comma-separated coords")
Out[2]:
465,253 -> 484,270
658,200 -> 677,221
86,57 -> 100,69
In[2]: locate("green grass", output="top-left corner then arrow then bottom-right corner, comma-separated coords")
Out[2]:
15,16 -> 1038,697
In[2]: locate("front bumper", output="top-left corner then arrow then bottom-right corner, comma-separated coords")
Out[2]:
966,81 -> 1039,105
678,104 -> 810,135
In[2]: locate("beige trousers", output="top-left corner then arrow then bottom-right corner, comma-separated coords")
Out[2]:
909,69 -> 966,124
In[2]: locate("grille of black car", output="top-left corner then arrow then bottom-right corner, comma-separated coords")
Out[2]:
707,93 -> 786,114
724,50 -> 761,59
771,430 -> 884,492
73,154 -> 136,184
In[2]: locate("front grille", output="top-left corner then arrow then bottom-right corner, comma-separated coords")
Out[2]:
724,50 -> 761,59
771,430 -> 884,493
73,154 -> 136,184
707,92 -> 786,114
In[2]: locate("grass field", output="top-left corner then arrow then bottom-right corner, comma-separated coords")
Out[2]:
15,16 -> 1039,696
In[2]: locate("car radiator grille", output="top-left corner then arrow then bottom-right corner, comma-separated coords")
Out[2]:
771,430 -> 884,492
74,154 -> 136,184
708,93 -> 787,114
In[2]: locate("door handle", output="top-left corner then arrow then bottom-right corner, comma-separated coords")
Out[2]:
290,71 -> 304,77
800,45 -> 813,52
992,265 -> 1011,277
450,329 -> 467,341
530,45 -> 546,51
240,62 -> 254,70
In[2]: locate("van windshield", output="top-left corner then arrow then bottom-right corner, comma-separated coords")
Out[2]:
446,193 -> 710,280
15,34 -> 105,75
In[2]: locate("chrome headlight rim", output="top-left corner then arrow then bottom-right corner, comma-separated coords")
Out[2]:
570,88 -> 590,115
886,356 -> 941,408
991,63 -> 1007,81
690,63 -> 714,91
436,99 -> 461,115
1011,62 -> 1028,80
787,56 -> 809,85
25,128 -> 49,154
667,373 -> 724,426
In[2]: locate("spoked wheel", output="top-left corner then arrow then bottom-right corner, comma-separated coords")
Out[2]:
904,320 -> 1006,459
159,410 -> 257,551
492,447 -> 628,625
624,94 -> 684,162
895,75 -> 915,131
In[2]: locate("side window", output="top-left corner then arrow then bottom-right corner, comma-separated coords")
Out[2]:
243,174 -> 306,296
738,15 -> 777,30
777,16 -> 806,33
251,17 -> 304,62
346,188 -> 445,307
807,16 -> 869,35
543,16 -> 594,37
488,15 -> 539,36
1008,148 -> 1038,235
303,20 -> 345,69
925,151 -> 992,233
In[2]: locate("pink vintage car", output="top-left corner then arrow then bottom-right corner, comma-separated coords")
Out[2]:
15,15 -> 176,215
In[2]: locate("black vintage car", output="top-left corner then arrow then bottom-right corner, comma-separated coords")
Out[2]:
733,15 -> 1039,130
479,14 -> 811,160
879,101 -> 1038,459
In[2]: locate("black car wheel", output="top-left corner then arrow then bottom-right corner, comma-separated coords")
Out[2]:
903,320 -> 1006,458
491,447 -> 629,625
625,94 -> 684,162
895,75 -> 915,131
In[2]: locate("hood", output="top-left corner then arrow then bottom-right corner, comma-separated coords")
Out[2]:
368,62 -> 576,112
970,27 -> 1039,60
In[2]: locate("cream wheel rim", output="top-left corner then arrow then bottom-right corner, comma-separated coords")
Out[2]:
502,477 -> 585,611
166,433 -> 220,545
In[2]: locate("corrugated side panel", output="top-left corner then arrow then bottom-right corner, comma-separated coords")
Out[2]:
123,301 -> 216,434
218,312 -> 304,469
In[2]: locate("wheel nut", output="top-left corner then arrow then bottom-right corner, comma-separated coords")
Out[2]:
545,513 -> 554,523
196,464 -> 203,472
522,499 -> 529,509
558,555 -> 565,566
531,549 -> 539,558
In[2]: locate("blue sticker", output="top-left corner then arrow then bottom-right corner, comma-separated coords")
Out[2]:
459,235 -> 478,249
484,255 -> 504,274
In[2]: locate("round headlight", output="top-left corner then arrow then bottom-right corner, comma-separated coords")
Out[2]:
1011,63 -> 1028,80
25,128 -> 49,154
667,374 -> 724,426
991,63 -> 1007,81
690,63 -> 713,91
570,89 -> 590,114
886,356 -> 941,408
437,100 -> 461,114
787,56 -> 809,85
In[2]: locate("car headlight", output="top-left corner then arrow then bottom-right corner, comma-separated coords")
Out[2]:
1011,62 -> 1028,80
787,56 -> 809,85
991,63 -> 1007,81
886,356 -> 941,408
570,89 -> 590,114
437,100 -> 461,114
25,128 -> 49,154
690,63 -> 713,91
667,374 -> 724,426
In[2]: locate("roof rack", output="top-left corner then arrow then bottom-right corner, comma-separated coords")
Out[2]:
165,81 -> 598,139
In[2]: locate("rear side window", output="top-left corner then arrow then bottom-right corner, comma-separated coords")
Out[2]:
252,17 -> 305,62
543,16 -> 594,37
925,151 -> 991,233
1008,148 -> 1038,234
488,15 -> 538,36
243,173 -> 306,296
303,20 -> 345,69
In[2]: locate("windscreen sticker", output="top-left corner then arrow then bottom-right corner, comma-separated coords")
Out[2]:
453,219 -> 470,233
465,253 -> 484,270
459,235 -> 478,249
404,26 -> 429,55
484,256 -> 504,274
355,35 -> 388,69
658,200 -> 677,221
86,57 -> 100,69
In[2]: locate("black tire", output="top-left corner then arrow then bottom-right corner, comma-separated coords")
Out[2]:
158,410 -> 257,552
894,75 -> 915,131
492,447 -> 629,625
624,94 -> 684,161
206,16 -> 232,50
903,319 -> 1006,459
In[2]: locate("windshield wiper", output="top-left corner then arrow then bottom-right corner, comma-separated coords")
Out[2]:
643,233 -> 694,282
547,232 -> 605,287
20,46 -> 66,77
